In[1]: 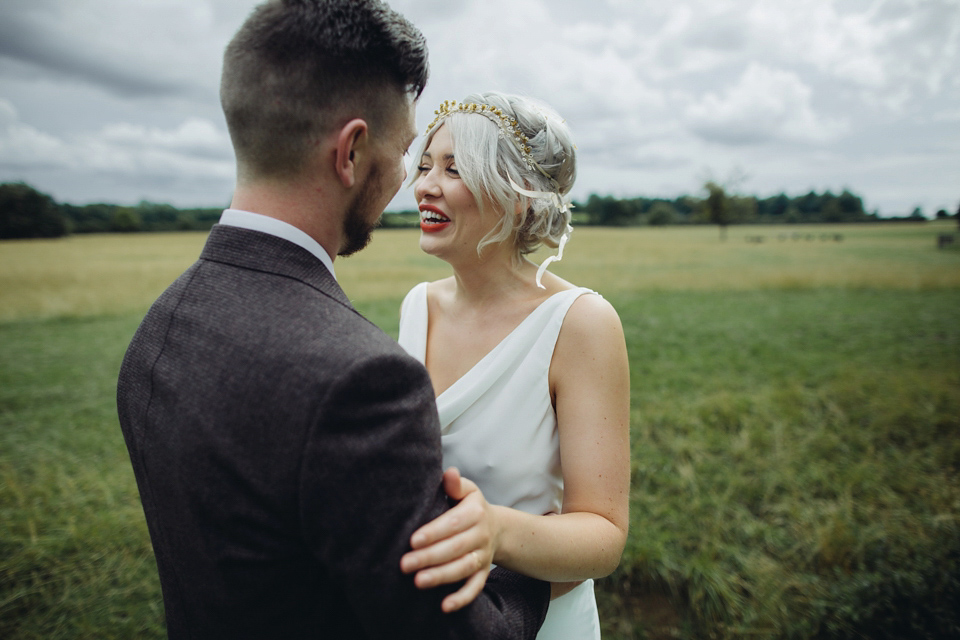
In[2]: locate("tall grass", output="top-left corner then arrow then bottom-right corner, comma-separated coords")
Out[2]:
604,288 -> 960,639
1,221 -> 958,638
0,316 -> 163,638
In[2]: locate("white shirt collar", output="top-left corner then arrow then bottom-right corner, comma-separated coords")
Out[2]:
218,209 -> 336,280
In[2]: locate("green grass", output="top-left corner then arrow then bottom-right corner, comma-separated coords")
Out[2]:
0,315 -> 164,638
603,289 -> 960,639
2,222 -> 959,638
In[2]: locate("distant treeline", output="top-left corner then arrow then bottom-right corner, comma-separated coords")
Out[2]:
578,189 -> 881,226
377,184 -> 958,230
1,180 -> 957,240
0,182 -> 222,239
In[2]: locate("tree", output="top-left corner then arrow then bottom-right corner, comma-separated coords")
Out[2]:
765,193 -> 790,219
729,195 -> 758,224
585,194 -> 636,226
63,203 -> 113,233
704,181 -> 731,240
797,191 -> 819,219
674,196 -> 696,220
136,201 -> 180,231
647,201 -> 677,226
110,207 -> 142,232
821,198 -> 843,223
0,182 -> 68,239
838,190 -> 865,221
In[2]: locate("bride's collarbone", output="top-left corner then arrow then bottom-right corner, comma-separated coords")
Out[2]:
425,305 -> 527,388
425,284 -> 561,380
429,313 -> 512,359
431,301 -> 533,346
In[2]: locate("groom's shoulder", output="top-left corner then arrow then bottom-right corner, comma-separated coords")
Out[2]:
313,307 -> 413,369
278,283 -> 419,370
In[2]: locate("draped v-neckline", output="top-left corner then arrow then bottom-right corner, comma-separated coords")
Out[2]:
414,286 -> 584,400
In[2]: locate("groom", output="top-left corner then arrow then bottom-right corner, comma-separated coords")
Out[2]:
116,0 -> 549,638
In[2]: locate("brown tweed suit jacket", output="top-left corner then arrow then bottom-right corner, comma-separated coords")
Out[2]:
117,224 -> 549,639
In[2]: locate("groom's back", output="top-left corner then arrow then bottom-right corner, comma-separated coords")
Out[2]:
116,229 -> 432,638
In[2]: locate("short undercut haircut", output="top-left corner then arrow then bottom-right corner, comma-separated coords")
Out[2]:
221,0 -> 428,180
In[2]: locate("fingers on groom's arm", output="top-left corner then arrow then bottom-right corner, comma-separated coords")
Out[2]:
400,467 -> 496,612
441,467 -> 466,502
441,565 -> 491,613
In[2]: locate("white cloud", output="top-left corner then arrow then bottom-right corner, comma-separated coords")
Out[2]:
0,99 -> 70,168
684,62 -> 848,144
744,0 -> 889,86
933,108 -> 960,122
0,98 -> 232,185
0,0 -> 226,98
648,4 -> 750,78
742,0 -> 960,112
101,118 -> 232,160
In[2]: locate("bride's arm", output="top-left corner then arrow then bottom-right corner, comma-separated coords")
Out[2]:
496,294 -> 631,579
400,294 -> 630,609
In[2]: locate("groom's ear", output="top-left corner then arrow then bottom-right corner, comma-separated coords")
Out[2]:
334,119 -> 369,189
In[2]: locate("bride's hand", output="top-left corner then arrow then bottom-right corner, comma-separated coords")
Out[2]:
401,467 -> 500,613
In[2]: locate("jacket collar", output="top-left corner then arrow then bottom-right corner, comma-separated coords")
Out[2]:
199,224 -> 355,312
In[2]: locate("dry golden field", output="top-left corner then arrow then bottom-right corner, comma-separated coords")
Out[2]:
1,221 -> 957,322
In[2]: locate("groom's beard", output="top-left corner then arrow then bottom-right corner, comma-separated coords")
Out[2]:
338,164 -> 385,257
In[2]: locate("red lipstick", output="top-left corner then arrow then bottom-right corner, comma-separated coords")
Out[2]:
419,205 -> 451,233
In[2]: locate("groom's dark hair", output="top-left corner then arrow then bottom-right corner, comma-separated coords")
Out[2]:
221,0 -> 428,180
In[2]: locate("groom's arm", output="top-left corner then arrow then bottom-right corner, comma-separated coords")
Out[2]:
299,351 -> 549,639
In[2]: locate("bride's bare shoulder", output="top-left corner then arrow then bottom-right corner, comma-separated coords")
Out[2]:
559,292 -> 625,356
424,277 -> 456,309
425,277 -> 455,295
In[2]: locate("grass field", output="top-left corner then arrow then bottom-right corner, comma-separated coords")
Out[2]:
2,221 -> 959,638
3,223 -> 959,322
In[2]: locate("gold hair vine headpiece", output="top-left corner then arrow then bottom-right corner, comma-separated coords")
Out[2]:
425,100 -> 558,188
425,99 -> 574,290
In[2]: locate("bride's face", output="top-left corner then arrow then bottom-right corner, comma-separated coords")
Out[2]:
413,124 -> 502,262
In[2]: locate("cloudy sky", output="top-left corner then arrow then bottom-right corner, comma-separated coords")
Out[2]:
1,0 -> 958,217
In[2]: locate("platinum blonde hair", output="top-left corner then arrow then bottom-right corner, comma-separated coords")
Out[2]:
412,91 -> 576,261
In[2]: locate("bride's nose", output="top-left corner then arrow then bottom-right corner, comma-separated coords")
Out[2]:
415,167 -> 441,200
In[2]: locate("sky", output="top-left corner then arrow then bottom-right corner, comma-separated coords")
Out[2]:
1,0 -> 958,217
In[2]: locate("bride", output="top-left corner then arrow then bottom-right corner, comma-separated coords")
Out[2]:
397,92 -> 630,639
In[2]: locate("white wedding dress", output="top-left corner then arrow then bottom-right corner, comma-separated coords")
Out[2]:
398,282 -> 602,640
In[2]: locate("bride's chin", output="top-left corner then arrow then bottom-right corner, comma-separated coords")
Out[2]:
420,237 -> 462,265
418,235 -> 442,256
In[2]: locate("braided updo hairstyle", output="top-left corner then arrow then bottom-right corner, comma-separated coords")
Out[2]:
414,91 -> 576,261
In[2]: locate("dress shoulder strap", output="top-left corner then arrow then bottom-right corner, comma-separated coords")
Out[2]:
397,282 -> 429,363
